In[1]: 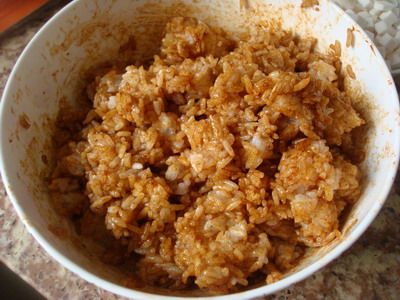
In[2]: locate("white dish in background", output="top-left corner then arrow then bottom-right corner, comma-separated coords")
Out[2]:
333,0 -> 400,75
0,0 -> 399,299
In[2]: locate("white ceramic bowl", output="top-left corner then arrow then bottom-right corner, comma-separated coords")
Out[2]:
1,0 -> 399,299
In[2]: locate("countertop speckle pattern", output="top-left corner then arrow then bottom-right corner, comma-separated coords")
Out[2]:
1,2 -> 399,299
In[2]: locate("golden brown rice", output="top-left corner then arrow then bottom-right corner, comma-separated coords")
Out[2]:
50,16 -> 364,294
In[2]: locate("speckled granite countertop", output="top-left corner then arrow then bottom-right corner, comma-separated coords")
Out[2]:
1,2 -> 400,300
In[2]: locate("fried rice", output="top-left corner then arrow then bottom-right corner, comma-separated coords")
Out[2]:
49,16 -> 364,294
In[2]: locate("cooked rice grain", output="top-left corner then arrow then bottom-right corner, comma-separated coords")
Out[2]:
50,17 -> 364,294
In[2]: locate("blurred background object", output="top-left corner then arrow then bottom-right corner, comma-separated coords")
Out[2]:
0,0 -> 49,33
0,262 -> 44,300
333,0 -> 400,74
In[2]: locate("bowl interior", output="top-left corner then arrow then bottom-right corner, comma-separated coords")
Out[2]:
1,0 -> 399,298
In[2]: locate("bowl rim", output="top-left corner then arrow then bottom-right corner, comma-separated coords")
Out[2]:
0,0 -> 399,299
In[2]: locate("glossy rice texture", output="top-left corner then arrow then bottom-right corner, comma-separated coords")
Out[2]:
49,17 -> 364,294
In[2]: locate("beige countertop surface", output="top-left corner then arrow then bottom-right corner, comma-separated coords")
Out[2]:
1,2 -> 400,299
